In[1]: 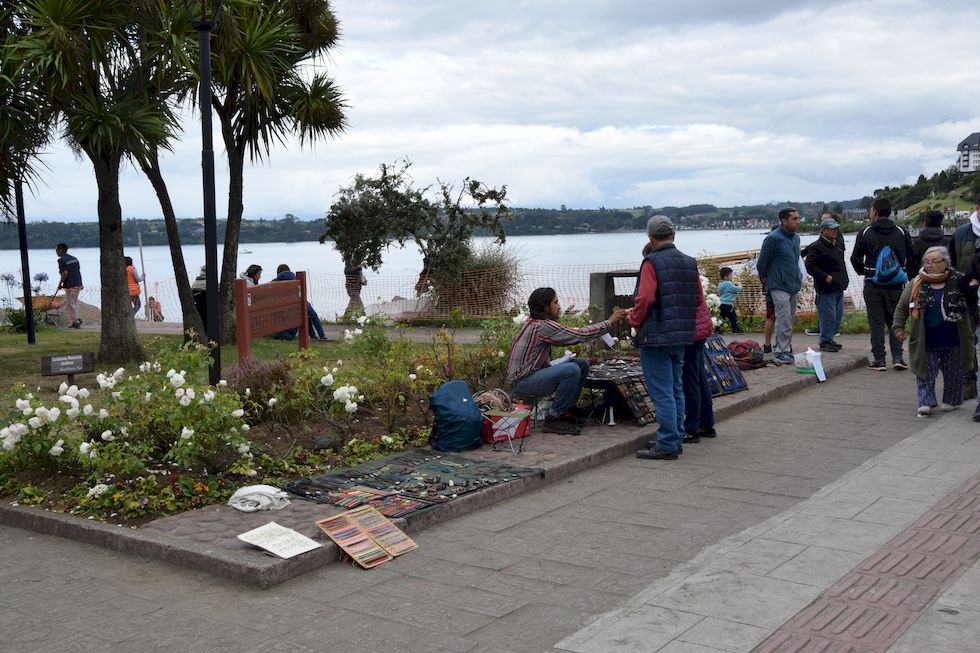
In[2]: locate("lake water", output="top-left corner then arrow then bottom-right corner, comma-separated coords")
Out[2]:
0,230 -> 858,321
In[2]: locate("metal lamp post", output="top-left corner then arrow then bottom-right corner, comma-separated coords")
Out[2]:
182,0 -> 223,384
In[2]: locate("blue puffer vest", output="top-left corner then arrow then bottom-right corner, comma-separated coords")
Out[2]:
633,244 -> 699,347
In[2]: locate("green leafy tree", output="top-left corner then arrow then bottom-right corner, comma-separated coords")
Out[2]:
405,178 -> 510,285
320,161 -> 432,272
9,0 -> 189,362
209,0 -> 347,341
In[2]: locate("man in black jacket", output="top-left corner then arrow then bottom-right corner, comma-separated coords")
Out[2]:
909,210 -> 950,275
806,215 -> 848,352
849,198 -> 915,371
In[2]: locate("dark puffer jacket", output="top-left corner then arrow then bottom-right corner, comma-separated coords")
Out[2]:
805,236 -> 849,294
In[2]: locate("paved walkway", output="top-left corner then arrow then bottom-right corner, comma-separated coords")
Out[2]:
3,347 -> 976,651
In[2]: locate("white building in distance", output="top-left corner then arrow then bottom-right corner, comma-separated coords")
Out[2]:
957,133 -> 980,172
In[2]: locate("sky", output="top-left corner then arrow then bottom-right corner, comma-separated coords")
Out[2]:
20,0 -> 980,221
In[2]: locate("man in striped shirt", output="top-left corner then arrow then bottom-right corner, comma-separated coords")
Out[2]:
507,287 -> 627,435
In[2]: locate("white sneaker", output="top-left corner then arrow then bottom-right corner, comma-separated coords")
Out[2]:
941,403 -> 960,412
917,405 -> 933,417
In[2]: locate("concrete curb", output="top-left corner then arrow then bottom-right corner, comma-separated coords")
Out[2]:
0,350 -> 871,588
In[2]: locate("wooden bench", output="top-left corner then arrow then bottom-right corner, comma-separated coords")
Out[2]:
234,272 -> 310,368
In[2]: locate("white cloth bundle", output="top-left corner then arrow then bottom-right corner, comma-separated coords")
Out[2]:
227,484 -> 291,512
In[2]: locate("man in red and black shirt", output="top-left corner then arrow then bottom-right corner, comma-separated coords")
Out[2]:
506,288 -> 627,435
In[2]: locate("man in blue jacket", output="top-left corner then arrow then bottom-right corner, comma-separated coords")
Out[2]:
756,208 -> 803,365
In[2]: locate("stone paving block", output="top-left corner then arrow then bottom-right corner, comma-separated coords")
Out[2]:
466,602 -> 594,651
886,605 -> 980,653
753,631 -> 874,652
851,496 -> 934,527
500,557 -> 613,586
932,560 -> 980,610
778,600 -> 915,648
658,641 -> 731,653
761,514 -> 902,555
648,569 -> 823,629
767,545 -> 866,588
855,549 -> 963,585
242,638 -> 317,653
887,528 -> 980,561
676,617 -> 769,653
704,538 -> 806,578
911,510 -> 980,535
824,572 -> 940,612
557,605 -> 703,653
336,588 -> 497,636
807,491 -> 882,520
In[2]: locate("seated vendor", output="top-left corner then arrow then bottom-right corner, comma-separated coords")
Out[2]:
506,287 -> 627,435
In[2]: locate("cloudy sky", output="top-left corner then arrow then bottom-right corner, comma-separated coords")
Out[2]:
22,0 -> 980,221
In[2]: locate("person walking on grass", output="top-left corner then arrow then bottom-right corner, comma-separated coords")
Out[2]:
805,215 -> 848,352
893,246 -> 974,417
756,208 -> 803,365
850,197 -> 914,371
55,243 -> 83,329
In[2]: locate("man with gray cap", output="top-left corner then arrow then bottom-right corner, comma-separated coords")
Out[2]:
805,213 -> 849,352
631,215 -> 702,461
756,208 -> 803,364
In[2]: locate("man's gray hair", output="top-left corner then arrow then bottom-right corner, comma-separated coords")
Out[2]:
922,245 -> 951,267
647,214 -> 675,239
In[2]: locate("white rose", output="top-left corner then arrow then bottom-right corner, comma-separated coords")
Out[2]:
320,374 -> 334,387
15,398 -> 30,411
241,423 -> 250,432
66,407 -> 79,419
79,442 -> 91,454
185,388 -> 196,400
237,444 -> 250,454
267,398 -> 277,408
83,404 -> 94,416
28,417 -> 42,429
175,388 -> 185,398
101,430 -> 114,441
180,427 -> 194,439
170,374 -> 185,388
179,395 -> 192,407
344,401 -> 358,413
381,435 -> 394,444
47,407 -> 61,422
78,388 -> 90,399
59,382 -> 69,394
49,441 -> 64,457
218,379 -> 227,386
35,406 -> 49,419
247,469 -> 257,477
409,374 -> 417,381
356,315 -> 368,326
99,409 -> 109,419
231,409 -> 244,418
111,392 -> 122,400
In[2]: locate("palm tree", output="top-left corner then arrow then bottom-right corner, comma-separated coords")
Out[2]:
208,0 -> 347,341
10,0 -> 183,362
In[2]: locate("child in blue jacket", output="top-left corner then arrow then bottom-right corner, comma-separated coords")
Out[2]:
717,267 -> 743,333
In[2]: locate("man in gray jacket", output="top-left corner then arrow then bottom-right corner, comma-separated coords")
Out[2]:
756,208 -> 802,365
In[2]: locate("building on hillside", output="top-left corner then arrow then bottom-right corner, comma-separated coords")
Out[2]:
957,132 -> 980,172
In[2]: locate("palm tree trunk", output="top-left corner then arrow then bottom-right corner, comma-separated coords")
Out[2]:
92,152 -> 143,363
140,154 -> 206,341
219,129 -> 245,344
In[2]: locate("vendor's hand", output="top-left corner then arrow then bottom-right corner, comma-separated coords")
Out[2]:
971,279 -> 980,287
825,275 -> 833,284
895,330 -> 906,341
608,307 -> 627,324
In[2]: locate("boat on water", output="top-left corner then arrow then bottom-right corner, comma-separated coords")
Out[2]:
240,248 -> 253,254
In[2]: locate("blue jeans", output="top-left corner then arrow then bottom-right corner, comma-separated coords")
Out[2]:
683,340 -> 715,434
815,290 -> 844,345
640,345 -> 685,453
511,359 -> 590,417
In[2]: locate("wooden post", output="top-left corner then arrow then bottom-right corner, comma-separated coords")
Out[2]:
298,271 -> 310,350
234,278 -> 251,369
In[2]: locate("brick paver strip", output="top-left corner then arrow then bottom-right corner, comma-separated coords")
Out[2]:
753,470 -> 980,652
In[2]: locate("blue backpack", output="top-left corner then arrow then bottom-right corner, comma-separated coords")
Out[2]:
429,380 -> 483,452
872,244 -> 908,286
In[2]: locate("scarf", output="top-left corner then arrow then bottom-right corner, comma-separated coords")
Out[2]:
910,268 -> 964,322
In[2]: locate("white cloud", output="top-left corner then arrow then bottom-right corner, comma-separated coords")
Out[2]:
18,0 -> 980,221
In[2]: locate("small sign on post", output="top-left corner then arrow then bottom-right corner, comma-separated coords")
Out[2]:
40,352 -> 95,386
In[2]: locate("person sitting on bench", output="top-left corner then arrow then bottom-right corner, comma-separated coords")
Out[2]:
506,287 -> 627,435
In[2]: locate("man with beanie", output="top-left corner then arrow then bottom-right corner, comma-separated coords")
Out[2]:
632,215 -> 702,461
756,208 -> 803,365
850,197 -> 914,371
949,197 -> 980,402
805,215 -> 848,352
910,210 -> 950,275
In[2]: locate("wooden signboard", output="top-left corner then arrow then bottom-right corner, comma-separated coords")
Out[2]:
234,271 -> 310,368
